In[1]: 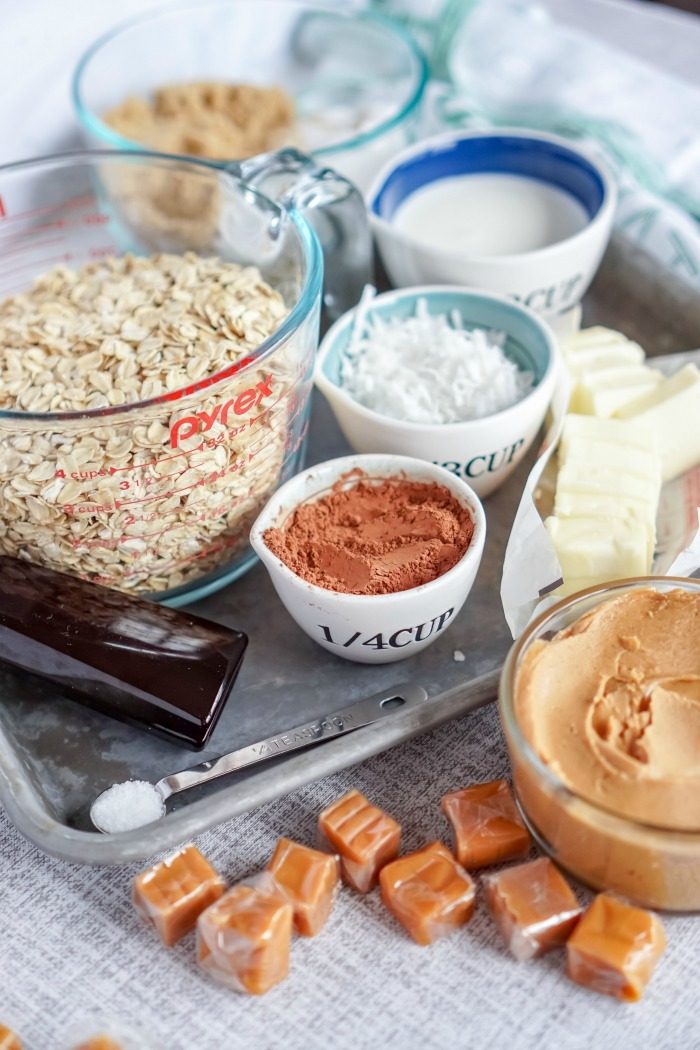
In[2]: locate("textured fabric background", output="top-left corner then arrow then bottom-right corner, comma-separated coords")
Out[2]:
2,1 -> 700,1048
3,703 -> 700,1050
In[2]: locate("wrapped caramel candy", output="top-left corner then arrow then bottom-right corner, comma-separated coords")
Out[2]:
441,779 -> 531,869
485,857 -> 582,961
0,1025 -> 21,1050
197,875 -> 293,995
319,789 -> 400,893
133,844 -> 226,947
566,893 -> 666,1001
380,841 -> 476,945
267,837 -> 340,937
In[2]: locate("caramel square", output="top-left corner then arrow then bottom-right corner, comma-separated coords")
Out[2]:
0,1025 -> 21,1050
441,779 -> 531,869
485,857 -> 582,961
379,841 -> 476,945
267,837 -> 340,936
319,789 -> 401,892
566,893 -> 666,1001
197,876 -> 293,995
72,1039 -> 122,1050
132,844 -> 226,947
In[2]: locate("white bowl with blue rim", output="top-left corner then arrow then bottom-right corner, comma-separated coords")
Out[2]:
315,286 -> 560,498
367,129 -> 616,318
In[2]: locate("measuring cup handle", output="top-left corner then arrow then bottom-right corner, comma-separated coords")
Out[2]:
233,148 -> 373,320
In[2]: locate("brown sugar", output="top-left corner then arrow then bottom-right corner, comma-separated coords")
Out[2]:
197,876 -> 293,995
319,789 -> 401,892
380,841 -> 476,945
104,82 -> 296,161
132,844 -> 226,947
267,837 -> 340,937
566,893 -> 666,1001
441,779 -> 531,869
0,1025 -> 21,1050
484,857 -> 582,961
263,472 -> 474,595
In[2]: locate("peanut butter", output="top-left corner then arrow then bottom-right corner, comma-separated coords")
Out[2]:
516,588 -> 700,826
511,586 -> 700,909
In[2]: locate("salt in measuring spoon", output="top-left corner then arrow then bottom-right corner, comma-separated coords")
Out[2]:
90,683 -> 428,833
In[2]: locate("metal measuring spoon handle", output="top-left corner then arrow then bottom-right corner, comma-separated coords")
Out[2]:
91,683 -> 427,831
157,683 -> 428,800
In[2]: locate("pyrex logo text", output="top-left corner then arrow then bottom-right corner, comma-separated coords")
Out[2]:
169,375 -> 273,448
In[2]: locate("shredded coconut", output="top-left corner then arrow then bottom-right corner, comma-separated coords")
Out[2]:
91,779 -> 165,833
339,288 -> 534,425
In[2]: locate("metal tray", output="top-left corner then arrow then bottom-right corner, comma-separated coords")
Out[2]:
1,231 -> 699,864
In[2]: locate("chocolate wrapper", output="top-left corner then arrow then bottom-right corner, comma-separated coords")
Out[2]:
501,348 -> 700,636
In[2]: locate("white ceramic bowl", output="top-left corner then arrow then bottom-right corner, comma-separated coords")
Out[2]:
249,454 -> 486,664
367,129 -> 617,318
315,286 -> 560,498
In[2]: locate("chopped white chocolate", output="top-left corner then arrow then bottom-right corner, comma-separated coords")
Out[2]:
546,516 -> 649,579
556,462 -> 660,506
560,439 -> 660,481
553,493 -> 655,563
559,414 -> 657,457
564,340 -> 645,376
570,365 -> 662,417
615,364 -> 700,480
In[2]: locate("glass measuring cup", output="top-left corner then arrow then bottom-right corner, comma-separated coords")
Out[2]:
0,149 -> 370,604
72,0 -> 428,193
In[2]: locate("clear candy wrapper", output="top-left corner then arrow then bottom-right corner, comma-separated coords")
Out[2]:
484,858 -> 582,963
267,837 -> 341,937
441,779 -> 531,870
132,844 -> 226,948
501,348 -> 700,637
318,789 -> 401,893
379,842 -> 476,946
196,872 -> 293,995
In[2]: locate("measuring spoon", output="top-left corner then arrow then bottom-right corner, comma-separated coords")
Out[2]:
90,683 -> 428,833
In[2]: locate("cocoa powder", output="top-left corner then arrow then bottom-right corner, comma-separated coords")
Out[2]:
263,472 -> 474,595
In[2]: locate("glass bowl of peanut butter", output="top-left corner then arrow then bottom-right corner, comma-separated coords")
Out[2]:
499,576 -> 700,911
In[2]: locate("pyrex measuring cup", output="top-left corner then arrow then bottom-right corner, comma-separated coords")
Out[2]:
0,149 -> 370,604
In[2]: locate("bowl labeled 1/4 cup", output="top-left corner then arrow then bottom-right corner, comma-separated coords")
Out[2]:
250,454 -> 486,664
368,129 -> 616,318
315,287 -> 560,498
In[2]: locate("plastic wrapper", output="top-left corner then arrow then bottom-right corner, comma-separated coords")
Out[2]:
484,857 -> 582,962
501,348 -> 700,637
318,789 -> 401,893
196,873 -> 293,995
441,779 -> 531,869
566,894 -> 666,1002
379,841 -> 475,946
132,844 -> 226,948
0,1025 -> 21,1050
267,837 -> 341,937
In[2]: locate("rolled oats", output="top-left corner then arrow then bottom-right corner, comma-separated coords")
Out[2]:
0,252 -> 309,596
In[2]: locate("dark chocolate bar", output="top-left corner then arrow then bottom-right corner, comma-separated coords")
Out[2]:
0,557 -> 247,749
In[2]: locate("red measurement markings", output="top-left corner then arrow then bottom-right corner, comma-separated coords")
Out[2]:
0,193 -> 95,225
0,235 -> 66,260
120,535 -> 242,578
0,252 -> 73,282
